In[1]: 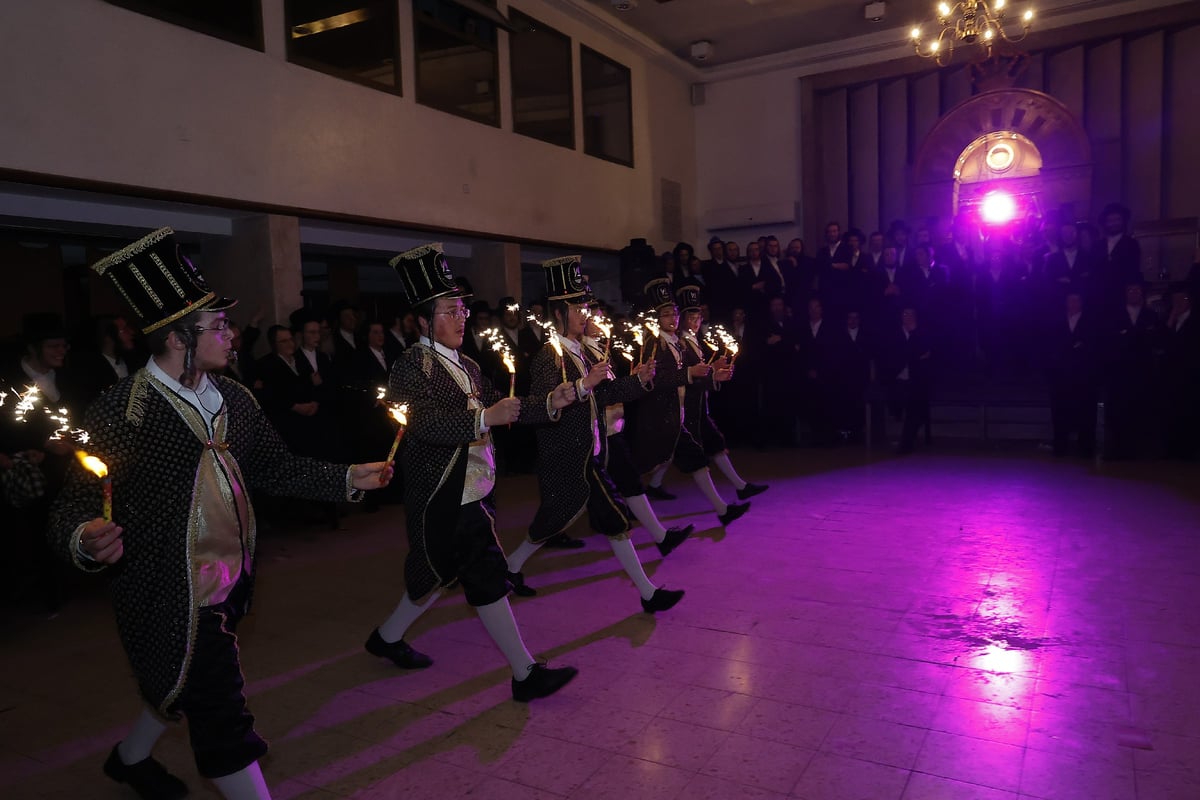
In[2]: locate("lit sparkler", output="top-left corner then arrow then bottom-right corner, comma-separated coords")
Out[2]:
75,451 -> 112,521
381,403 -> 409,484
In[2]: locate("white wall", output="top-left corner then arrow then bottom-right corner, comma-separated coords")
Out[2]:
693,69 -> 804,250
0,0 -> 696,251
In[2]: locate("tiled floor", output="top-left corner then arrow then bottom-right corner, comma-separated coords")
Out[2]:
3,448 -> 1199,799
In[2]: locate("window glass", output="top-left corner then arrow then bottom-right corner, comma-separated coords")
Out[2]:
509,10 -> 573,149
414,0 -> 500,126
580,45 -> 632,166
104,0 -> 262,49
286,1 -> 401,91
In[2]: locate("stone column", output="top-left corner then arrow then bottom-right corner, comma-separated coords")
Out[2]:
466,242 -> 522,304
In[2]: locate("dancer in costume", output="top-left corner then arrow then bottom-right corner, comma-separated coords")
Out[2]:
630,279 -> 751,526
675,283 -> 769,500
364,244 -> 580,702
503,257 -> 686,613
49,228 -> 392,800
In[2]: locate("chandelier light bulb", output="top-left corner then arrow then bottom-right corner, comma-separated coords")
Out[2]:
984,27 -> 994,40
994,0 -> 1005,9
930,39 -> 940,51
911,26 -> 922,39
1023,8 -> 1033,21
938,2 -> 951,16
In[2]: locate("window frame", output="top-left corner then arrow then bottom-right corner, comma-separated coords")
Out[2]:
283,0 -> 403,95
579,44 -> 634,168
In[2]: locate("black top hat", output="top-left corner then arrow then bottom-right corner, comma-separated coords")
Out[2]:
675,284 -> 702,313
389,243 -> 468,309
542,256 -> 588,302
643,278 -> 675,312
91,227 -> 236,334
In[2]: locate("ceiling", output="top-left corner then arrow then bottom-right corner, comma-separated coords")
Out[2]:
582,0 -> 944,67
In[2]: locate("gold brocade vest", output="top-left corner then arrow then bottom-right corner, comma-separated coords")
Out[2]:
154,382 -> 253,607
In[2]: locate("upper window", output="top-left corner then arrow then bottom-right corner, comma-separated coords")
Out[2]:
414,0 -> 500,127
285,1 -> 401,92
580,46 -> 633,166
508,10 -> 574,149
104,1 -> 263,50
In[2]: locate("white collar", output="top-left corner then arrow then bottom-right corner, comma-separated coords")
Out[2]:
661,330 -> 680,345
421,335 -> 461,365
149,356 -> 212,396
339,329 -> 356,346
561,335 -> 583,357
20,358 -> 53,382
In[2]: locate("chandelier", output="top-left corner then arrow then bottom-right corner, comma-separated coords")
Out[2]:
910,0 -> 1034,66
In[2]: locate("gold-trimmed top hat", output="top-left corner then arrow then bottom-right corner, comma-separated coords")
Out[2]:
542,255 -> 588,301
643,277 -> 675,312
389,243 -> 468,308
91,227 -> 236,334
675,284 -> 702,313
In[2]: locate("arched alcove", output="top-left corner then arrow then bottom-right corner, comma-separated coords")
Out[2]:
912,88 -> 1092,223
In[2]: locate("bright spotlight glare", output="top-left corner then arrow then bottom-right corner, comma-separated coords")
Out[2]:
980,191 -> 1017,224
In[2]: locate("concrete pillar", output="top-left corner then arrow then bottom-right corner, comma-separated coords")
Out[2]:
466,242 -> 522,304
203,214 -> 304,335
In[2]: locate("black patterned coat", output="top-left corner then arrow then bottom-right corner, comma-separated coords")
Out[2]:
526,340 -> 648,541
48,371 -> 354,715
680,333 -> 728,456
387,344 -> 556,600
628,335 -> 707,474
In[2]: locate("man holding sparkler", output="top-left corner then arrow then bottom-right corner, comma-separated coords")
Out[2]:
366,243 -> 581,702
675,284 -> 769,500
49,227 -> 393,800
580,300 -> 695,559
503,257 -> 686,613
630,279 -> 751,527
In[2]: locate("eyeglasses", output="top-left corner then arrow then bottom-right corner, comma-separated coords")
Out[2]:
433,308 -> 471,320
193,319 -> 232,333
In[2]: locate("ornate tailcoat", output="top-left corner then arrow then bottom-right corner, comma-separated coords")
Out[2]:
680,332 -> 727,455
388,344 -> 556,599
526,339 -> 648,540
49,371 -> 355,715
627,334 -> 702,474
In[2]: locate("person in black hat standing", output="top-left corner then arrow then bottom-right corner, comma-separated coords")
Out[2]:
47,228 -> 393,800
676,284 -> 769,500
631,278 -> 751,526
365,243 -> 581,701
1,311 -> 75,611
502,258 -> 687,611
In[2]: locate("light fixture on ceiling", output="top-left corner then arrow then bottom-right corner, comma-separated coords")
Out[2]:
910,0 -> 1033,66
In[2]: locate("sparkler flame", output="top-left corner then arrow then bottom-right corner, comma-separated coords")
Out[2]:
376,386 -> 387,401
483,328 -> 517,374
75,451 -> 108,479
388,404 -> 409,426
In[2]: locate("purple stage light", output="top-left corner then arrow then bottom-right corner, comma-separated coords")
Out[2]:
980,191 -> 1017,225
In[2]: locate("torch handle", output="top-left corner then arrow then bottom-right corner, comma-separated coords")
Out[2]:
102,477 -> 113,523
381,427 -> 405,484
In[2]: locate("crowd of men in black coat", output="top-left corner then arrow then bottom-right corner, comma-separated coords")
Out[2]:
641,202 -> 1200,461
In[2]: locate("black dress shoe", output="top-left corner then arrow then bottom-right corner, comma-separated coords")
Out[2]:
512,663 -> 579,702
542,533 -> 585,549
507,571 -> 537,597
103,745 -> 188,800
644,485 -> 676,501
718,501 -> 750,526
736,482 -> 768,501
641,587 -> 685,613
365,628 -> 433,669
656,525 -> 694,557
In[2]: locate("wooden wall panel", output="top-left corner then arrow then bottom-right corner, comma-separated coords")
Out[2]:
910,71 -> 940,168
818,88 -> 850,231
940,65 -> 972,113
1123,31 -> 1165,222
879,78 -> 910,231
849,83 -> 880,231
1046,46 -> 1085,122
1086,38 -> 1123,211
